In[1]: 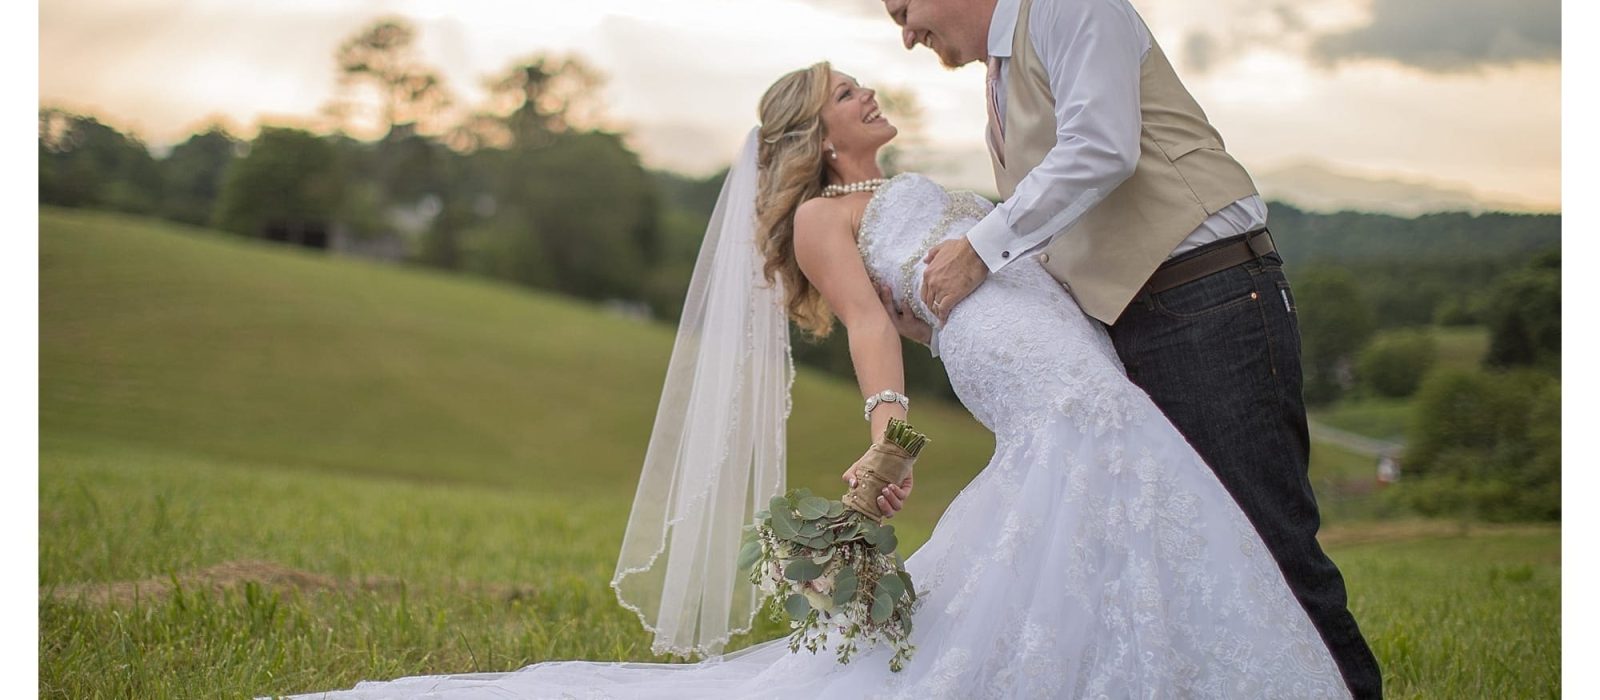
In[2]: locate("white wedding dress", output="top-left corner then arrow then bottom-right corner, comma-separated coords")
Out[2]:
287,174 -> 1351,699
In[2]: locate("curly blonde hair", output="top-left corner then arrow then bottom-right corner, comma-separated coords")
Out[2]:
756,62 -> 836,339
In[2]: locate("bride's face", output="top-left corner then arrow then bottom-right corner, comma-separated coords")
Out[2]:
818,72 -> 898,159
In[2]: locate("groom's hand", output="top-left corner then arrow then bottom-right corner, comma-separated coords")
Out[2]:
920,237 -> 988,323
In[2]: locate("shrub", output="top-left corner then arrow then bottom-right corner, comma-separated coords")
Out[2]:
1401,368 -> 1559,521
1358,329 -> 1438,398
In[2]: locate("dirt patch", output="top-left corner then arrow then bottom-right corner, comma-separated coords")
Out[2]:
1319,520 -> 1560,548
41,559 -> 536,607
43,559 -> 544,607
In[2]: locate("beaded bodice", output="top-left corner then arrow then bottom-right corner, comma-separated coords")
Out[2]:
854,173 -> 994,328
853,172 -> 1132,439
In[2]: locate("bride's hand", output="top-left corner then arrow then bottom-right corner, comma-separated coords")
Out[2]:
878,284 -> 932,346
881,471 -> 913,518
843,462 -> 914,519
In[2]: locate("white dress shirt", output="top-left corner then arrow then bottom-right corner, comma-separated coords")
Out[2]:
968,0 -> 1268,273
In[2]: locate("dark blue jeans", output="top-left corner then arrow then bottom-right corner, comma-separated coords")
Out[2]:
1106,233 -> 1382,699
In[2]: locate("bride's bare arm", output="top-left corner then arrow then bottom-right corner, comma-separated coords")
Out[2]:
792,198 -> 907,444
793,198 -> 914,516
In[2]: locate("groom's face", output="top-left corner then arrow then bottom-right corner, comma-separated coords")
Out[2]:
882,0 -> 992,69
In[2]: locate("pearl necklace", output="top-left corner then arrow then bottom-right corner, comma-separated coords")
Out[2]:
820,178 -> 890,198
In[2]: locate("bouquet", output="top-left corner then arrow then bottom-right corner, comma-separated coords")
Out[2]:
737,418 -> 929,672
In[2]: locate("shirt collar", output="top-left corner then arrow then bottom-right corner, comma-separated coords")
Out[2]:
987,0 -> 1022,59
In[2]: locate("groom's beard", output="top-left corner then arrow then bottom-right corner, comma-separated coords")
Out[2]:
920,32 -> 970,70
934,46 -> 975,70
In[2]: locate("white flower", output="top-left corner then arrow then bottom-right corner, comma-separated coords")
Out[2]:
802,587 -> 836,614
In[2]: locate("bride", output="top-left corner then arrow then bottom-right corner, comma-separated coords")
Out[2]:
283,63 -> 1352,699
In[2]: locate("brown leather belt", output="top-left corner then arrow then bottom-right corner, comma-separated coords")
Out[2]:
1140,228 -> 1275,297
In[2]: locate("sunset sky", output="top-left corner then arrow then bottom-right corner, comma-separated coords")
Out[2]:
39,0 -> 1562,212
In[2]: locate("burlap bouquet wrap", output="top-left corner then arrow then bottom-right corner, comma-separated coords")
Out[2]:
841,440 -> 916,524
740,418 -> 929,671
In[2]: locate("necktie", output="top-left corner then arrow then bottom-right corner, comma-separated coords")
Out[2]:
986,56 -> 1006,166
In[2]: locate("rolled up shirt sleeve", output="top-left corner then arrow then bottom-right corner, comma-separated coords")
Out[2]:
968,0 -> 1150,272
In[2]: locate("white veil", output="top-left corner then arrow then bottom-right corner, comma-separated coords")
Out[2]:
610,128 -> 794,657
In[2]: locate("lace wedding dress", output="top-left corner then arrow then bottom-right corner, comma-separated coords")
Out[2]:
288,173 -> 1351,699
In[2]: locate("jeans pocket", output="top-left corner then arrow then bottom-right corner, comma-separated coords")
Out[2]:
1150,270 -> 1257,321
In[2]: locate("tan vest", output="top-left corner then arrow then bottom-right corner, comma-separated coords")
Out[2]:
991,0 -> 1259,324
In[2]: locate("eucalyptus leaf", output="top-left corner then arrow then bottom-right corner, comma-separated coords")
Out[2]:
865,524 -> 898,552
784,593 -> 811,618
863,524 -> 886,549
797,497 -> 831,520
827,501 -> 845,518
811,550 -> 833,565
736,540 -> 762,571
832,567 -> 858,606
797,521 -> 822,538
899,568 -> 917,602
878,572 -> 906,600
871,587 -> 894,624
784,559 -> 823,581
771,509 -> 800,540
793,487 -> 814,500
879,532 -> 899,554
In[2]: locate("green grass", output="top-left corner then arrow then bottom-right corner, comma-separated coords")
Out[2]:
40,209 -> 1559,698
1313,397 -> 1414,443
1333,525 -> 1560,699
1432,325 -> 1491,371
1309,439 -> 1407,523
39,207 -> 996,511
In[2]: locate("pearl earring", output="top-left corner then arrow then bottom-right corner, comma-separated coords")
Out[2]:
828,145 -> 838,160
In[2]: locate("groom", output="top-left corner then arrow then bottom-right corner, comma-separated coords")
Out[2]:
878,0 -> 1382,696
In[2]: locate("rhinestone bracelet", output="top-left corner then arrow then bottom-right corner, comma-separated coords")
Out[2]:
863,389 -> 910,421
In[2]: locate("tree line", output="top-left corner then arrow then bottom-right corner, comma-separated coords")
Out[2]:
1289,251 -> 1560,522
41,18 -> 669,311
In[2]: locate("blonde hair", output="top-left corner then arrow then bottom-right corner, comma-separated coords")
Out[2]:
756,62 -> 835,339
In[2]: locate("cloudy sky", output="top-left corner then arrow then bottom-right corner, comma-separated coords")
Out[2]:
39,0 -> 1561,212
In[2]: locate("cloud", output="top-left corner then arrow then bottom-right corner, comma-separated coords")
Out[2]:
1309,0 -> 1560,73
803,0 -> 889,21
1183,31 -> 1219,75
1167,3 -> 1313,76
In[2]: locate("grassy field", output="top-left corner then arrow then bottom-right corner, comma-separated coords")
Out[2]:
40,209 -> 1560,698
1310,325 -> 1490,444
1432,325 -> 1493,371
1313,398 -> 1414,444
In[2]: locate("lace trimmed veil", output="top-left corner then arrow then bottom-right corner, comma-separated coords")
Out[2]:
609,128 -> 794,657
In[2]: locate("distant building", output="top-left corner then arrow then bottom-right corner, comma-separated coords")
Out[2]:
604,299 -> 654,322
1377,453 -> 1401,485
330,224 -> 408,262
